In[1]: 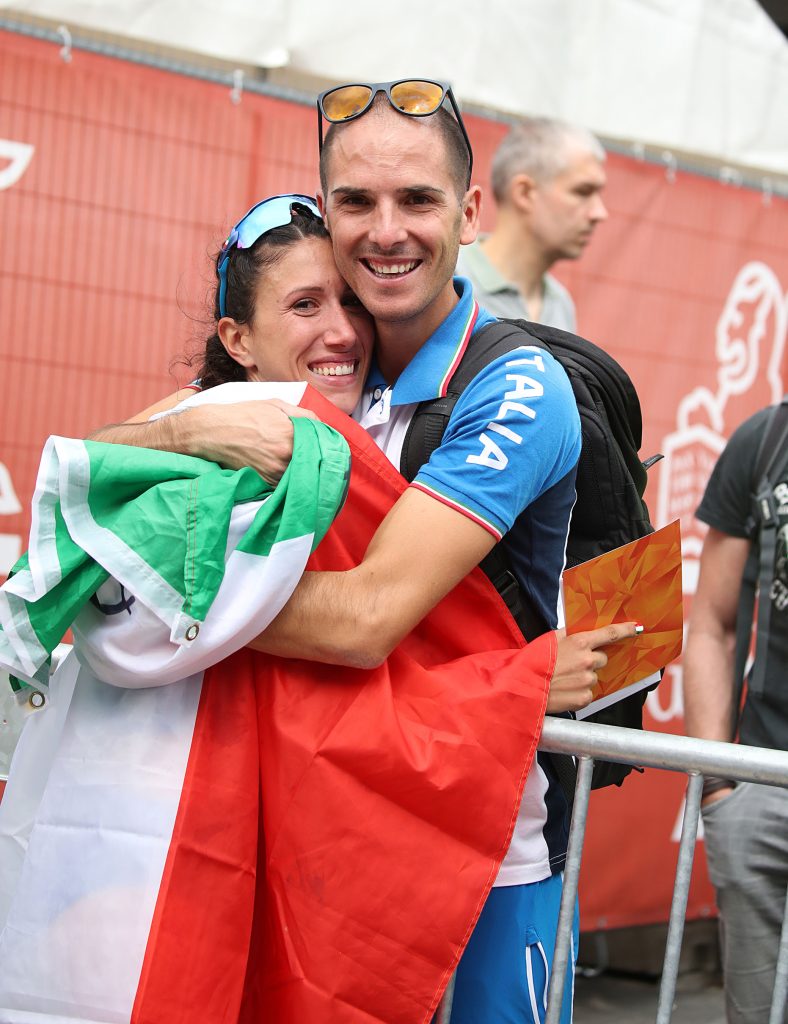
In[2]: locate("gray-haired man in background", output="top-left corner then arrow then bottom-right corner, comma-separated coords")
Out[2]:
456,116 -> 607,330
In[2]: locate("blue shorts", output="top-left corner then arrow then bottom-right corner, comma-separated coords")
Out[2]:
449,873 -> 578,1024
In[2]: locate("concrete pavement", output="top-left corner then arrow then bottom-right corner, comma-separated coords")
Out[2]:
574,971 -> 725,1023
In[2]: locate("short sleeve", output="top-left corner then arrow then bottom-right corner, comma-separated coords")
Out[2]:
696,408 -> 770,539
412,345 -> 581,538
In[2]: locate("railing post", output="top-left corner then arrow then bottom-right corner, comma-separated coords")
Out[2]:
545,754 -> 594,1024
655,771 -> 703,1024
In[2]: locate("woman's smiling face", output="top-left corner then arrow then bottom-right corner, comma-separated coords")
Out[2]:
223,236 -> 374,414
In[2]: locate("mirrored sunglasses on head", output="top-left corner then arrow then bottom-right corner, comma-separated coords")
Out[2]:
217,193 -> 321,318
316,78 -> 473,176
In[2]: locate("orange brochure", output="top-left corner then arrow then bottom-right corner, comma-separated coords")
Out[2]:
561,520 -> 683,719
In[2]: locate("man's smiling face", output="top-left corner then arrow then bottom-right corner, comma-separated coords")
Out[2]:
320,104 -> 480,347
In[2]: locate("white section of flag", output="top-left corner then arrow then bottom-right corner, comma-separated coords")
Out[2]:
73,533 -> 313,688
0,652 -> 203,1021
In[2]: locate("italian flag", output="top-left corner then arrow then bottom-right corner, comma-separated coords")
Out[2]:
0,384 -> 553,1024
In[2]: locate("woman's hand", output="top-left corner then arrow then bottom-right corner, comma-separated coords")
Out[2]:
547,623 -> 642,714
90,398 -> 317,486
182,399 -> 316,484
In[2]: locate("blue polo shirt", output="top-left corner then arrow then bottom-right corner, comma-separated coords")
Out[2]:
359,277 -> 581,630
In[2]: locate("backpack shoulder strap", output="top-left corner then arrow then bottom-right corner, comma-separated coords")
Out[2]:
518,319 -> 651,499
400,318 -> 550,640
744,396 -> 788,699
399,319 -> 545,481
752,395 -> 788,494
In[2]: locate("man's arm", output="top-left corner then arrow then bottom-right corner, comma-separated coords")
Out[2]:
683,527 -> 750,802
252,482 -> 639,670
252,487 -> 497,668
252,483 -> 639,715
88,395 -> 311,485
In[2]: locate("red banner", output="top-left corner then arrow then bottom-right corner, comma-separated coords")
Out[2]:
1,29 -> 786,929
563,151 -> 787,931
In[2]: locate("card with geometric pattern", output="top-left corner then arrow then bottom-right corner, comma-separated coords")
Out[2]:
562,519 -> 683,716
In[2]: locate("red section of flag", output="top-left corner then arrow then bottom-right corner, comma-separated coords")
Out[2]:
130,649 -> 262,1023
133,388 -> 552,1024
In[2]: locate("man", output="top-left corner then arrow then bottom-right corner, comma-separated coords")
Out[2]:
684,401 -> 788,1024
90,81 -> 631,1022
456,116 -> 607,330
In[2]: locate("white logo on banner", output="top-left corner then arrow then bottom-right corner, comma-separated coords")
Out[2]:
0,462 -> 22,576
648,261 -> 787,723
0,138 -> 35,190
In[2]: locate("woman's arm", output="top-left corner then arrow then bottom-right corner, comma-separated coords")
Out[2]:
88,396 -> 312,484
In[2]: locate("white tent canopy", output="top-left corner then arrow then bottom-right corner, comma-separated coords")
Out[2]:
3,0 -> 788,175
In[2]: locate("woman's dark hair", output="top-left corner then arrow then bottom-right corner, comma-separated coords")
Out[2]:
198,209 -> 330,390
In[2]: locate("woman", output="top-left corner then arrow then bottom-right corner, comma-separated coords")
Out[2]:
0,195 -> 379,1018
0,194 -> 625,1024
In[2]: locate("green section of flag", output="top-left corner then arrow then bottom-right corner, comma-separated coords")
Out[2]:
0,417 -> 350,689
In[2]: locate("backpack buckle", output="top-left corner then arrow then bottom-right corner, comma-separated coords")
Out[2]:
494,570 -> 522,619
755,484 -> 777,527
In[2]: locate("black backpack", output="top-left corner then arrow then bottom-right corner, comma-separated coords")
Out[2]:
400,318 -> 662,793
732,396 -> 788,720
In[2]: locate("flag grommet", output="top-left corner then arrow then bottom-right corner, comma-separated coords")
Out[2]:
185,624 -> 200,641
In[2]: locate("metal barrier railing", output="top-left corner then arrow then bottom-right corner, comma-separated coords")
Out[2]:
537,718 -> 788,1024
436,719 -> 788,1023
3,672 -> 788,1022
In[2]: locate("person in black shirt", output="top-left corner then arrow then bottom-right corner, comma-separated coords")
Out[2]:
684,403 -> 788,1024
